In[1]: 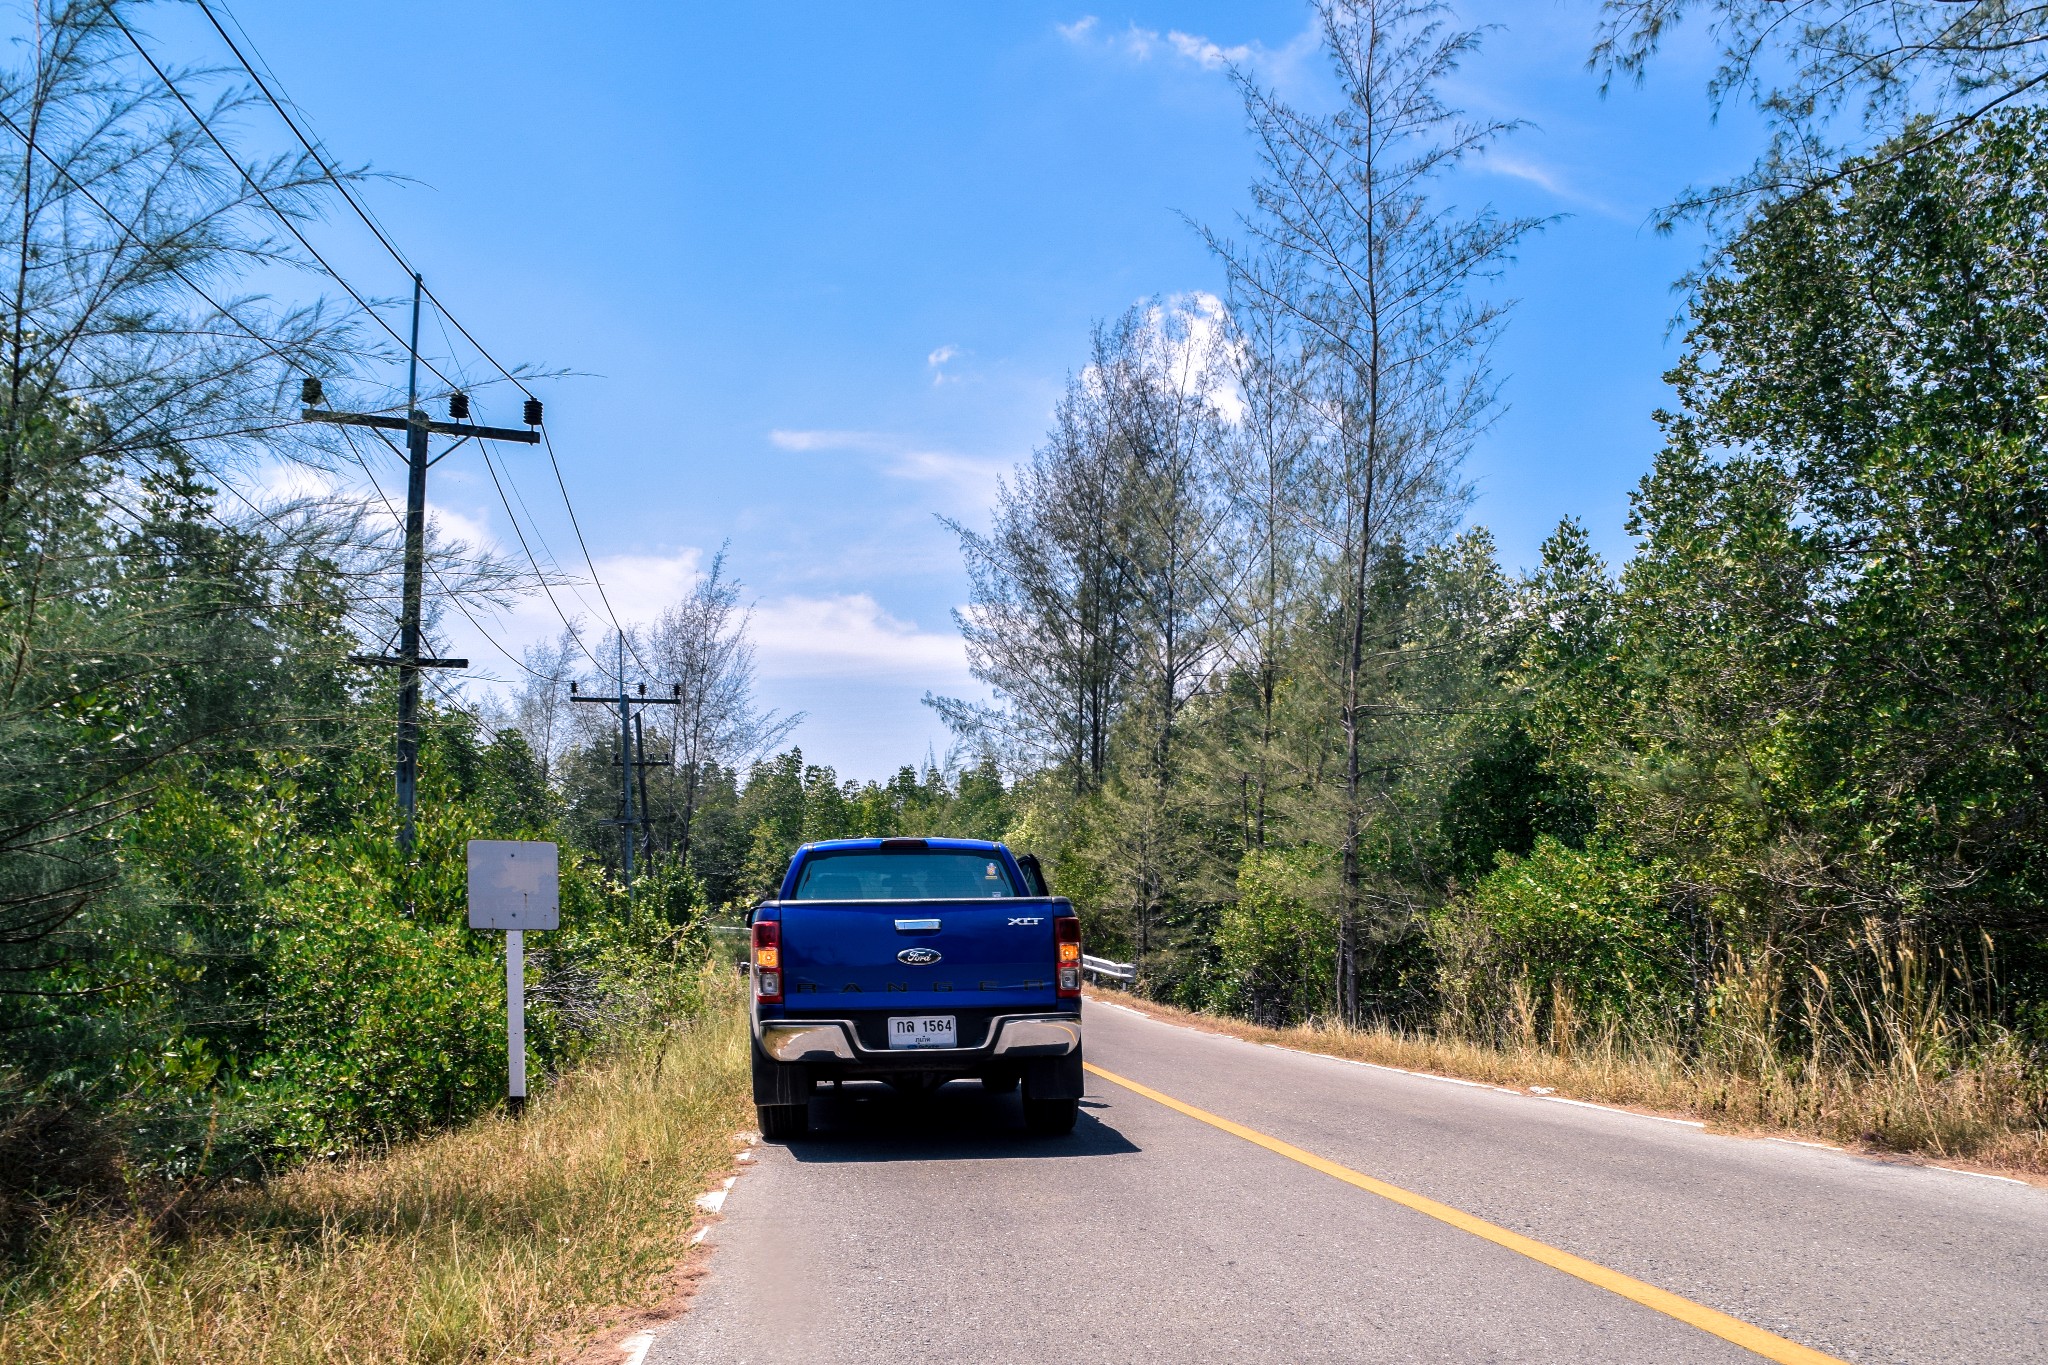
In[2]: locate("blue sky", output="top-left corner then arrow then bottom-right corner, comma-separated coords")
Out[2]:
148,1 -> 1768,779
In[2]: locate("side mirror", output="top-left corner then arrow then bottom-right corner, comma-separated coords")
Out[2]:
1016,852 -> 1050,898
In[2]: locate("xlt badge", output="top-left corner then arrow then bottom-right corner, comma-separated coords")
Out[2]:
897,947 -> 942,966
1008,917 -> 1044,926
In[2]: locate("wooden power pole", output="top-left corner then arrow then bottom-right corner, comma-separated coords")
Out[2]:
304,274 -> 542,850
571,642 -> 679,886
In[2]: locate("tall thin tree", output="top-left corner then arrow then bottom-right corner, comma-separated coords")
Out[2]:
1206,0 -> 1540,1022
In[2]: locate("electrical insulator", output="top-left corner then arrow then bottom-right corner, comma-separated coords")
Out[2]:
637,682 -> 647,696
523,397 -> 543,426
300,376 -> 324,406
449,392 -> 470,421
569,681 -> 578,695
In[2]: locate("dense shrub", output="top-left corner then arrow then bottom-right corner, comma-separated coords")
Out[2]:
1428,839 -> 1685,1040
1217,847 -> 1335,1026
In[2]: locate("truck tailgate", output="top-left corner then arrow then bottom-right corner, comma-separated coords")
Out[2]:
776,899 -> 1059,1013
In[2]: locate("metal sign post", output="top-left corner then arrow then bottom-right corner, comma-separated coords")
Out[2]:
467,840 -> 560,1116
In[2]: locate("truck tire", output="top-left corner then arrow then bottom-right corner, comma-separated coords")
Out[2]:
750,1042 -> 813,1107
757,1102 -> 809,1141
1023,1096 -> 1078,1135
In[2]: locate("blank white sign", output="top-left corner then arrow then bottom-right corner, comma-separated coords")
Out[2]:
467,840 -> 560,930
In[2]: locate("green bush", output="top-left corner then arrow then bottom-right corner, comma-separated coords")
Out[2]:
1428,838 -> 1685,1040
246,802 -> 707,1164
253,853 -> 508,1158
1216,847 -> 1335,1026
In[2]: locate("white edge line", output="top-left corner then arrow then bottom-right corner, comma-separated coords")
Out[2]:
1262,1041 -> 1517,1093
1255,1042 -> 1706,1124
693,1189 -> 727,1213
620,1329 -> 656,1365
689,1226 -> 709,1245
1770,1137 -> 1841,1151
1931,1165 -> 2030,1186
1535,1094 -> 1708,1127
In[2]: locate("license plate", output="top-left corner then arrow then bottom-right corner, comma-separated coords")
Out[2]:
887,1015 -> 956,1049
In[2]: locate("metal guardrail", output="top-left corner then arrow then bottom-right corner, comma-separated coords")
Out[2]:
1082,953 -> 1136,983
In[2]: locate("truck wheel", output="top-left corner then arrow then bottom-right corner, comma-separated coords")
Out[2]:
757,1102 -> 809,1141
1023,1096 -> 1077,1136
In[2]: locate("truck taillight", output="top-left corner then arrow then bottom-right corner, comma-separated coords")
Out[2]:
753,919 -> 783,1003
1056,916 -> 1081,999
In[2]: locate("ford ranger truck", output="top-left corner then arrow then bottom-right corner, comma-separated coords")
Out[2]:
748,836 -> 1084,1140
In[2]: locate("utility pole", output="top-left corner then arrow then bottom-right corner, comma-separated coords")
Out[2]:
304,273 -> 543,850
571,658 -> 679,886
634,710 -> 653,868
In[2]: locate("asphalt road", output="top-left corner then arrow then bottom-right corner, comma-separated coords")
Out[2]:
650,999 -> 2047,1364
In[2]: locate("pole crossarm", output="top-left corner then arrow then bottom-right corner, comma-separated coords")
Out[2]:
350,653 -> 468,669
570,694 -> 681,705
303,407 -> 541,445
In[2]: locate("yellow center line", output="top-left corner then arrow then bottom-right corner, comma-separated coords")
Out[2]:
1084,1061 -> 1845,1365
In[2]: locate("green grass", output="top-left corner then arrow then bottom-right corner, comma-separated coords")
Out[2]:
0,973 -> 753,1365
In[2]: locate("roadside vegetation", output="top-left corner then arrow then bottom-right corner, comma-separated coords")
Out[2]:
1099,989 -> 2048,1176
10,0 -> 2048,1354
0,2 -> 1036,1331
935,0 -> 2048,1174
0,973 -> 752,1364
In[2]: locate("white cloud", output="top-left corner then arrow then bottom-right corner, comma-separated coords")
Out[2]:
1056,16 -> 1317,86
1474,150 -> 1628,220
588,548 -> 705,624
765,427 -> 1006,506
253,458 -> 346,505
481,546 -> 705,676
1483,153 -> 1565,196
749,593 -> 970,684
769,428 -> 891,453
1079,290 -> 1248,425
885,447 -> 1008,496
426,503 -> 493,554
926,343 -> 964,386
1168,31 -> 1251,70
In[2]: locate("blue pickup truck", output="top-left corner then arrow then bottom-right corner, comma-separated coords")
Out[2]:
748,837 -> 1084,1140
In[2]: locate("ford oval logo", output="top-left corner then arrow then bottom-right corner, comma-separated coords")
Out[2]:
897,947 -> 942,966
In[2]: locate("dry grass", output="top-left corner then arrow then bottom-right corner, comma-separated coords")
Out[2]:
1092,989 -> 2048,1180
0,972 -> 754,1365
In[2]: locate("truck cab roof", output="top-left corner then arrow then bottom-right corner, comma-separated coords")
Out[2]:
776,837 -> 1022,903
796,836 -> 1007,853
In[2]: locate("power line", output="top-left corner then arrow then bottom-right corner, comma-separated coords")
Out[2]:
2,58 -> 514,751
197,0 -> 535,399
476,441 -> 609,672
110,8 -> 466,398
194,0 -> 416,279
540,424 -> 656,678
0,107 -> 322,404
339,416 -> 605,677
333,423 -> 575,681
196,0 -> 654,681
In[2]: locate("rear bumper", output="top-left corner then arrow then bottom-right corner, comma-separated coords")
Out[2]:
755,1011 -> 1081,1065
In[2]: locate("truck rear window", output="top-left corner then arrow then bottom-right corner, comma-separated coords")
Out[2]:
790,851 -> 1020,901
